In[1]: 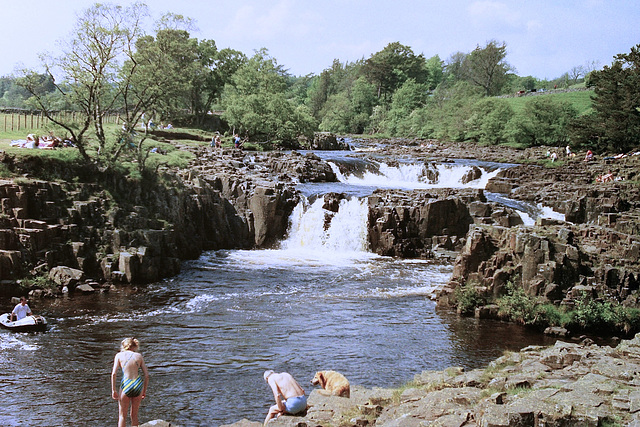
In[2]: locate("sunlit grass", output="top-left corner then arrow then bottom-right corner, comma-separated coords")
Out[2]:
502,90 -> 594,115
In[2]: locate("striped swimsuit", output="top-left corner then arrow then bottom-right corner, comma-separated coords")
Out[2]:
121,353 -> 143,398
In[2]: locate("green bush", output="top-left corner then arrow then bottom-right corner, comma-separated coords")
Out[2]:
454,282 -> 486,315
504,97 -> 578,147
497,281 -> 536,324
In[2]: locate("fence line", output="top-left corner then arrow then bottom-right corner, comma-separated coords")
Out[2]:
1,111 -> 120,133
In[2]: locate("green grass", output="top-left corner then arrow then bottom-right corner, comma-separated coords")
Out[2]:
0,117 -> 199,172
502,90 -> 594,116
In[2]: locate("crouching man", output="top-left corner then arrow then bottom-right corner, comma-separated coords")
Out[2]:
263,370 -> 307,425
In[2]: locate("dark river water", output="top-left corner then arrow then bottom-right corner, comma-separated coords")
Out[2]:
0,157 -> 560,426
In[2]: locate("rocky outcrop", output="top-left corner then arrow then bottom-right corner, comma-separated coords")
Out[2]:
0,150 -> 308,294
219,334 -> 640,426
265,151 -> 338,183
308,132 -> 350,151
367,189 -> 523,259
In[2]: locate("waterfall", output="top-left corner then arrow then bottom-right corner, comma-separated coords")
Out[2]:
328,160 -> 501,190
282,197 -> 369,254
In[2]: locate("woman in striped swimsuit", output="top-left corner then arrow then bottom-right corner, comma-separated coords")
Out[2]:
111,337 -> 149,427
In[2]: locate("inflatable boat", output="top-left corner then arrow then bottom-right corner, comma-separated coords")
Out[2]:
0,313 -> 48,332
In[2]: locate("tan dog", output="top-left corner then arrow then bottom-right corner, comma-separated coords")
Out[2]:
311,370 -> 350,398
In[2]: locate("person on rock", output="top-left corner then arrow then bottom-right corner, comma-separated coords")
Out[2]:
111,337 -> 149,427
263,370 -> 307,425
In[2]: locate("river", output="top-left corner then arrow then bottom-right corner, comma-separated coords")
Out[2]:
0,154 -> 561,426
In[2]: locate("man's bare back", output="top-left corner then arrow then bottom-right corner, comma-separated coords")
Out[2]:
267,372 -> 304,399
264,370 -> 306,425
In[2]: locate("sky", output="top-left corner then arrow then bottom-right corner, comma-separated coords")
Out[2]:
1,0 -> 638,81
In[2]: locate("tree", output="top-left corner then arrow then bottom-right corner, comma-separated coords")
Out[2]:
463,40 -> 513,96
568,65 -> 585,85
506,97 -> 577,146
133,28 -> 199,120
319,93 -> 352,133
427,81 -> 483,141
363,42 -> 427,101
466,98 -> 514,144
424,55 -> 444,91
349,76 -> 377,133
18,2 -> 149,165
382,79 -> 429,135
222,49 -> 317,145
569,44 -> 640,152
306,59 -> 360,119
444,51 -> 468,86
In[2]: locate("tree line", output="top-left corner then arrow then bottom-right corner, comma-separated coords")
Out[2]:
1,2 -> 637,173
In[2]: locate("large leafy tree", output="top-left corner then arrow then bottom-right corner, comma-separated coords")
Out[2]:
132,28 -> 199,119
190,44 -> 247,124
463,40 -> 513,96
363,42 -> 427,101
222,49 -> 317,145
569,44 -> 640,152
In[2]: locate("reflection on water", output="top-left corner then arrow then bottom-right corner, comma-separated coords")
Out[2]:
0,249 -> 556,426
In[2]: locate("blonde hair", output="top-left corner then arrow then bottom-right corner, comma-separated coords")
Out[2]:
121,337 -> 139,351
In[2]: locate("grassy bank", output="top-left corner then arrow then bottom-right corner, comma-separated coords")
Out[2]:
502,89 -> 594,115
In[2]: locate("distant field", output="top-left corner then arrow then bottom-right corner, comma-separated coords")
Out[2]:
502,89 -> 594,115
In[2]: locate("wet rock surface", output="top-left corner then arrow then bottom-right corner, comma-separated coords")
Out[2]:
1,138 -> 638,317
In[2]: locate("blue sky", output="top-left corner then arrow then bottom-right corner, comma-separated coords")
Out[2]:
1,0 -> 638,80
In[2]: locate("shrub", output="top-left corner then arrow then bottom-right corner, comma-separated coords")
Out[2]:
505,97 -> 578,147
454,282 -> 486,315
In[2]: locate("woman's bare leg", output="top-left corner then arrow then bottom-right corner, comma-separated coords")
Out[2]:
118,393 -> 130,427
130,395 -> 142,426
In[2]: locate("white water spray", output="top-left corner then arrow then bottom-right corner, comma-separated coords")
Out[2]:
282,197 -> 369,253
329,161 -> 500,190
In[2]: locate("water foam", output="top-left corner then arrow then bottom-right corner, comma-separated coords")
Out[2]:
0,335 -> 39,351
330,160 -> 501,190
281,197 -> 370,256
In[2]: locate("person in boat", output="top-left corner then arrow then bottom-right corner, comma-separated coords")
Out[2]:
111,337 -> 149,427
263,370 -> 307,425
10,296 -> 32,321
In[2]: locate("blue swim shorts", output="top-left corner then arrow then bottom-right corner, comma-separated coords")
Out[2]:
284,395 -> 307,414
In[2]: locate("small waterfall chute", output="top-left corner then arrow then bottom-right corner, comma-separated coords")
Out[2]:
282,196 -> 370,254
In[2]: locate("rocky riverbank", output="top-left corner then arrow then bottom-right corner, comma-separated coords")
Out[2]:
143,332 -> 640,426
1,137 -> 639,330
2,134 -> 640,426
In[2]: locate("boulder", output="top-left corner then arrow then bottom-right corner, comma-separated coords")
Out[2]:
49,266 -> 85,289
309,132 -> 349,150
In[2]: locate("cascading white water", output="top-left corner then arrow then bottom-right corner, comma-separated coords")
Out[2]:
329,160 -> 501,190
282,197 -> 369,253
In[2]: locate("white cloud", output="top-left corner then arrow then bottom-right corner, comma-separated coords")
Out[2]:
467,1 -> 521,27
224,0 -> 317,41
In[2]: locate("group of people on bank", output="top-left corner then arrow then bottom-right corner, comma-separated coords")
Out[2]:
210,132 -> 245,150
